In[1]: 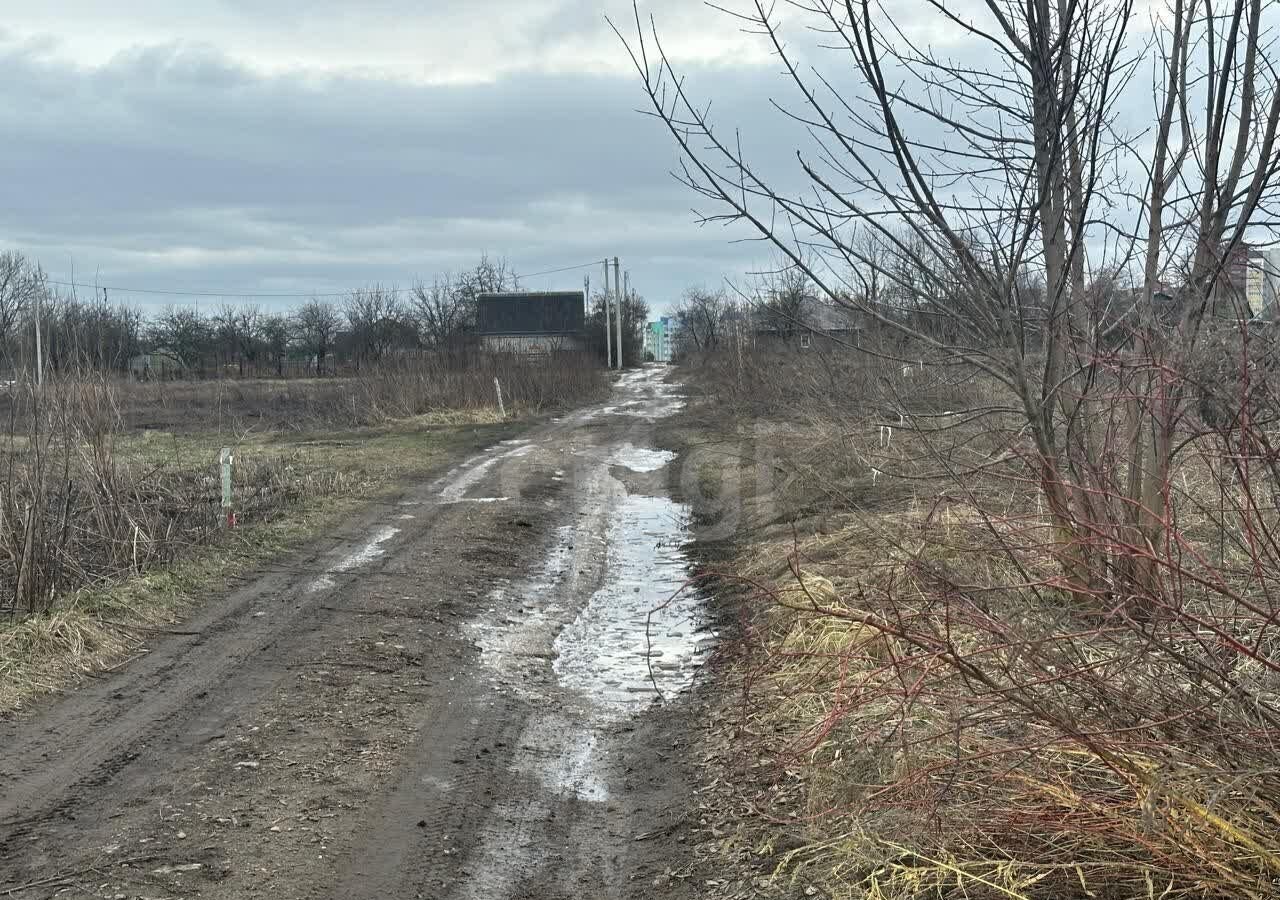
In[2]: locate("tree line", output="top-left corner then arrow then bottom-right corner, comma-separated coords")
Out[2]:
0,251 -> 523,376
668,232 -> 1224,361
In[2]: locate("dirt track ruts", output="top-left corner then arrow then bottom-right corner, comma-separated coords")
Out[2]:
0,367 -> 706,900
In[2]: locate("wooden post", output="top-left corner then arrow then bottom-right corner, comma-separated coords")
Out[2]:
221,448 -> 236,528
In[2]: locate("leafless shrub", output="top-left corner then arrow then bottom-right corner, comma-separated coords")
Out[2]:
0,374 -> 348,618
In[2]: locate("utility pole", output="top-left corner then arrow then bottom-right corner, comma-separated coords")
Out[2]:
613,256 -> 623,369
602,259 -> 612,369
34,284 -> 43,387
624,270 -> 632,363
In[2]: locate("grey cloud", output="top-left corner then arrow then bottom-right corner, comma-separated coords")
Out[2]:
0,1 -> 758,79
0,31 -> 799,310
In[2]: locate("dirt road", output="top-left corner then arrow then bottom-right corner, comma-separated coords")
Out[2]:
0,367 -> 710,900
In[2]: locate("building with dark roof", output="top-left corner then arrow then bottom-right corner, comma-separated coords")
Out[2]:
476,291 -> 586,353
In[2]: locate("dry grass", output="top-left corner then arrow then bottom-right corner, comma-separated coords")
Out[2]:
0,360 -> 547,711
110,350 -> 610,433
714,510 -> 1280,898
681,349 -> 1280,900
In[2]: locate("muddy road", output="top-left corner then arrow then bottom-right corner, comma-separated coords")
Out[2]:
0,367 -> 712,900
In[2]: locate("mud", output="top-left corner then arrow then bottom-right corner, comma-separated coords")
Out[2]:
308,525 -> 402,593
0,366 -> 710,900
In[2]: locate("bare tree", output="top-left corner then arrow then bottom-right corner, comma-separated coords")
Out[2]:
620,0 -> 1280,596
454,253 -> 519,307
293,299 -> 341,375
757,265 -> 814,342
621,3 -> 1280,890
149,307 -> 212,369
260,314 -> 291,376
213,304 -> 263,374
0,251 -> 47,353
411,275 -> 469,349
22,291 -> 142,373
672,286 -> 728,354
344,286 -> 413,365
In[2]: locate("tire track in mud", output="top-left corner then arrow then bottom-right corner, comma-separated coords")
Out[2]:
439,368 -> 711,900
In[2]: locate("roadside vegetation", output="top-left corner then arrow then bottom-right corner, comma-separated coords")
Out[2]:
0,250 -> 616,712
629,0 -> 1280,896
0,352 -> 609,712
672,340 -> 1280,899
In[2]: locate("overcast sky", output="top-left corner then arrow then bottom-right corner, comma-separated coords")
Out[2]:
0,1 -> 800,314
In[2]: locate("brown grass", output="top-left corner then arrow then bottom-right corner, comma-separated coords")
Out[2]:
0,352 -> 603,708
111,350 -> 610,433
680,348 -> 1280,900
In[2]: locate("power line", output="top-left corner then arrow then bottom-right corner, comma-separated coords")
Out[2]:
44,259 -> 605,301
47,280 -> 365,299
519,261 -> 602,279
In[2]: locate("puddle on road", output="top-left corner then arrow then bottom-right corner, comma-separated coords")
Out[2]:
553,494 -> 708,706
469,525 -> 578,676
455,370 -> 711,899
528,716 -> 610,803
308,526 -> 401,593
572,366 -> 687,424
470,494 -> 709,710
610,443 -> 676,473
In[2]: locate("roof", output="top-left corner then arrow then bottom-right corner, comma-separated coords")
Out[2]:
477,292 -> 585,336
808,303 -> 861,331
755,302 -> 862,334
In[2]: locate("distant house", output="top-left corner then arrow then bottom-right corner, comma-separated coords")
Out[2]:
128,350 -> 184,379
756,303 -> 863,350
1249,245 -> 1280,321
476,292 -> 586,353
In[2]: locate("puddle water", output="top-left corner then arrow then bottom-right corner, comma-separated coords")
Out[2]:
455,369 -> 710,899
571,367 -> 686,424
439,456 -> 502,501
611,443 -> 676,473
553,494 -> 707,707
308,525 -> 401,593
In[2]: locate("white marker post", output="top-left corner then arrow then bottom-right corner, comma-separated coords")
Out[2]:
494,378 -> 506,418
220,448 -> 235,528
